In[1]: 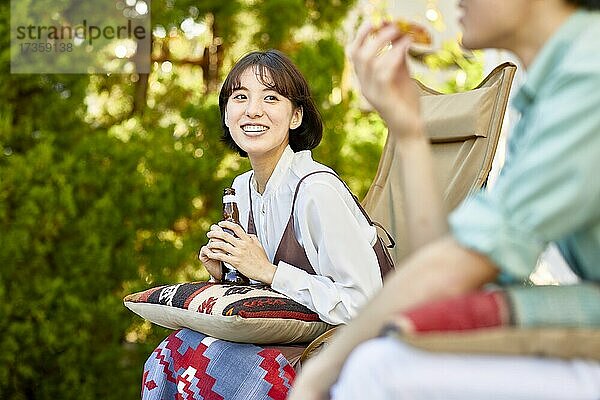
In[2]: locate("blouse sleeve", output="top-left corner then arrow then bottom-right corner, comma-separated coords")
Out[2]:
449,65 -> 600,280
270,177 -> 383,325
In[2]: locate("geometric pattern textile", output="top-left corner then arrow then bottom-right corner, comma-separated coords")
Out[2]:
142,329 -> 295,400
125,282 -> 330,344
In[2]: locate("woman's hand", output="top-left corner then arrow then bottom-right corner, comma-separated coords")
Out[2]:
198,224 -> 227,280
205,220 -> 277,284
348,21 -> 424,138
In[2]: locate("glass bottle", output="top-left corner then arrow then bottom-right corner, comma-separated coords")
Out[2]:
221,188 -> 250,285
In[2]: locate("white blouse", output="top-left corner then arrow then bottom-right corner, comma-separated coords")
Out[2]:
231,145 -> 382,325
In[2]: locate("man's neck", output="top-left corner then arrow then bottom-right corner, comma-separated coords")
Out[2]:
511,2 -> 577,68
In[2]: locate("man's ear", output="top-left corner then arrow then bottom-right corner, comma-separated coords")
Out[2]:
290,106 -> 303,129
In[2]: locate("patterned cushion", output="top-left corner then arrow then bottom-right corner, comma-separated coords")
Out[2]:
124,282 -> 331,344
383,284 -> 600,360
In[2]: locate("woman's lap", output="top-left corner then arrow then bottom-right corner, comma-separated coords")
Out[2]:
142,329 -> 295,400
331,336 -> 600,400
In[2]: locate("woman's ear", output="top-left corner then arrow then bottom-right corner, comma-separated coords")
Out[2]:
290,106 -> 303,129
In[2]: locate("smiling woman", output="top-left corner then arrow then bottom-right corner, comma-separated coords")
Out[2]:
141,50 -> 391,400
219,51 -> 322,159
221,68 -> 303,192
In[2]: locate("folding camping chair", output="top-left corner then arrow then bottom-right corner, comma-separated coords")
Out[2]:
298,61 -> 518,364
363,62 -> 517,264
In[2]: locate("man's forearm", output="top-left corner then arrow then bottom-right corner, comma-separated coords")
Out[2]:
396,133 -> 449,251
306,236 -> 499,383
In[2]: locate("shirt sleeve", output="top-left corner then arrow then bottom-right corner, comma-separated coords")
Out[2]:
450,66 -> 600,280
271,178 -> 383,325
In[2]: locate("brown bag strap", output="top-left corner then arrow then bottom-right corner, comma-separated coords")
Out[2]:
247,174 -> 257,235
291,171 -> 395,249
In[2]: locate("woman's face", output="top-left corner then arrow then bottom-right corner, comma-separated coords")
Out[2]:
458,0 -> 532,50
225,68 -> 302,160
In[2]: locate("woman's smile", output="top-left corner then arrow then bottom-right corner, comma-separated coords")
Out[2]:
241,123 -> 269,136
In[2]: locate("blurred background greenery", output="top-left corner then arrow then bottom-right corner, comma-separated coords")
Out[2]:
0,0 -> 483,398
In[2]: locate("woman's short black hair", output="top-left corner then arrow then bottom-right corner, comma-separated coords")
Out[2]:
565,0 -> 600,9
218,50 -> 323,157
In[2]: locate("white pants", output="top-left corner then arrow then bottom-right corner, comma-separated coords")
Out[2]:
331,337 -> 600,400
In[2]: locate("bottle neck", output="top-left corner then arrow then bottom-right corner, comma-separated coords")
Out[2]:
223,202 -> 239,223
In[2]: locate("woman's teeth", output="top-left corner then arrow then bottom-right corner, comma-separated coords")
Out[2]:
242,125 -> 268,133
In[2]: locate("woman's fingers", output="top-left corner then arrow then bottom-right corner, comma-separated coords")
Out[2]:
207,239 -> 235,255
206,221 -> 248,243
198,245 -> 209,261
209,224 -> 222,232
198,245 -> 224,280
207,228 -> 240,244
218,220 -> 249,240
199,244 -> 224,260
203,222 -> 250,265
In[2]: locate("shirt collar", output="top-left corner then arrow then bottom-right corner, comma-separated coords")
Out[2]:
251,145 -> 295,196
513,10 -> 589,112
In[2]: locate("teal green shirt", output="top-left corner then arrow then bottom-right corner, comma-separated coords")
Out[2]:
450,10 -> 600,282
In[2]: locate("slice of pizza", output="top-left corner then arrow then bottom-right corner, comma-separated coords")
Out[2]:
393,20 -> 432,46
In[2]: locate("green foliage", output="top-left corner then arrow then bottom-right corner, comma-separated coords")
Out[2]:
417,40 -> 485,93
1,0 -> 483,398
254,0 -> 309,48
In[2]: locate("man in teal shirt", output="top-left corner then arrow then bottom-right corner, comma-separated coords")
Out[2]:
451,9 -> 600,282
291,0 -> 600,399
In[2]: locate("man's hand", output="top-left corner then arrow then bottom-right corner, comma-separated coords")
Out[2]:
348,21 -> 423,137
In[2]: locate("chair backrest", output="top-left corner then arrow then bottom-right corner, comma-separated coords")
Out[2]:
362,62 -> 517,264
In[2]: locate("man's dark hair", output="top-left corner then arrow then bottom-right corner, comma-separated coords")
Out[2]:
566,0 -> 600,9
218,50 -> 323,157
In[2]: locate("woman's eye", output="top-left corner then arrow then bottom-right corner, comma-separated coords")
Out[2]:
232,93 -> 246,100
264,95 -> 278,101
